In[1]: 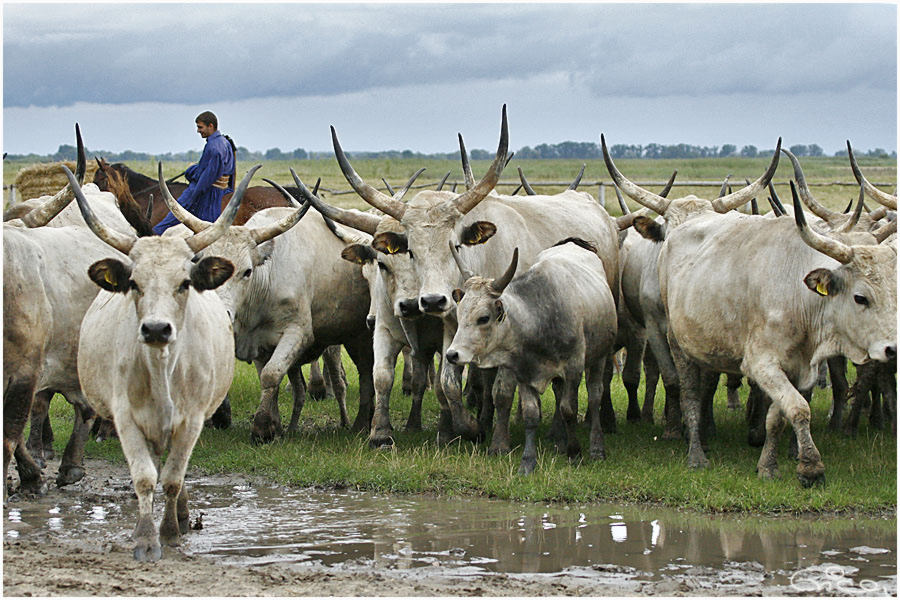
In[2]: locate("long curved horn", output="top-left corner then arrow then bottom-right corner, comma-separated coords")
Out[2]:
185,165 -> 260,253
568,164 -> 586,190
20,124 -> 87,227
253,179 -> 311,244
767,182 -> 786,216
718,174 -> 732,198
63,165 -> 136,254
436,171 -> 451,191
394,168 -> 426,202
449,240 -> 475,280
847,141 -> 897,209
290,168 -> 380,234
614,184 -> 630,214
791,180 -> 853,264
601,134 -> 670,215
158,162 -> 208,233
517,166 -> 537,195
869,206 -> 888,221
780,147 -> 835,221
381,178 -> 395,196
455,104 -> 509,215
711,138 -> 781,213
874,218 -> 897,243
458,133 -> 475,190
660,170 -> 677,198
835,182 -> 866,233
490,247 -> 518,294
332,126 -> 405,220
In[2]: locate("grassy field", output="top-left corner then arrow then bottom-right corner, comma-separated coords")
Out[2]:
5,154 -> 897,214
45,353 -> 896,515
11,153 -> 897,515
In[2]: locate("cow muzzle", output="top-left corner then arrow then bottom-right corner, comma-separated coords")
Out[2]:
140,320 -> 173,345
398,298 -> 421,318
366,315 -> 376,331
419,294 -> 449,315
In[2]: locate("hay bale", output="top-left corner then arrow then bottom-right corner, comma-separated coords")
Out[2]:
13,160 -> 100,203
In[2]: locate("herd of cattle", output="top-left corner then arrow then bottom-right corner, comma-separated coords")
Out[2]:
3,106 -> 897,562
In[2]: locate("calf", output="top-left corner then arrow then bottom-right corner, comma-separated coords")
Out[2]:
68,165 -> 244,560
446,240 -> 618,474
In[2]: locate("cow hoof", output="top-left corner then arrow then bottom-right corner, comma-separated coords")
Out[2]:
436,429 -> 458,446
747,428 -> 766,447
797,462 -> 825,488
250,416 -> 282,444
133,542 -> 162,562
589,447 -> 606,461
757,467 -> 779,480
404,419 -> 422,432
687,453 -> 710,470
368,434 -> 394,449
487,442 -> 511,456
518,457 -> 537,476
56,465 -> 86,487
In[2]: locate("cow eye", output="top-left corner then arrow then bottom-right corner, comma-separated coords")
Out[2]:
854,294 -> 869,307
476,314 -> 490,325
242,268 -> 252,279
178,279 -> 191,293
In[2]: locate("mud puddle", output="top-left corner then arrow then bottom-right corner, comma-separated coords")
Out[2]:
5,462 -> 897,596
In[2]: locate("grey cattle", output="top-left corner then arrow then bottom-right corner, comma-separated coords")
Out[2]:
446,240 -> 618,474
659,182 -> 896,486
70,164 -> 242,561
332,106 -> 620,448
159,174 -> 374,442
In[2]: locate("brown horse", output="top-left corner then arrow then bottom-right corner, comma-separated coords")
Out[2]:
93,158 -> 301,227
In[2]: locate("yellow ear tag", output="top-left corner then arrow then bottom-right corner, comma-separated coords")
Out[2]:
816,282 -> 828,296
386,241 -> 399,254
104,270 -> 116,287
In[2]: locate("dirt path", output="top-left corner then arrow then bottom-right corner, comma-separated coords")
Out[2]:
1,458 -> 798,596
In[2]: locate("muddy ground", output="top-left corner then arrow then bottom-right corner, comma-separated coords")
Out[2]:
2,458 -> 826,596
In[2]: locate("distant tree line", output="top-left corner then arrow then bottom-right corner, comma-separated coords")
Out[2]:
6,141 -> 895,163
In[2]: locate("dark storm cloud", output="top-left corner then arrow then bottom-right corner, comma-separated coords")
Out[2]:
4,3 -> 895,109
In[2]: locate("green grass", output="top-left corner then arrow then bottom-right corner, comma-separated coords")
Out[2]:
46,354 -> 896,515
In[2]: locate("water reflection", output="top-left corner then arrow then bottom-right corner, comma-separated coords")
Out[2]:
4,474 -> 896,595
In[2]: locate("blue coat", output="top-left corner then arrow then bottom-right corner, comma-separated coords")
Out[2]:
153,131 -> 235,234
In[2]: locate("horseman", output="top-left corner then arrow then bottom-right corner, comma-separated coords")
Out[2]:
152,110 -> 236,234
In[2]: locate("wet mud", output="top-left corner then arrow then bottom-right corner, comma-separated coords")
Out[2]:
4,457 -> 896,596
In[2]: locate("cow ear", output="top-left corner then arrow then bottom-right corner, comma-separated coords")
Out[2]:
633,216 -> 665,242
452,288 -> 465,303
372,232 -> 408,255
804,268 -> 841,297
494,298 -> 506,322
341,244 -> 377,264
191,256 -> 235,291
88,259 -> 132,293
460,221 -> 497,246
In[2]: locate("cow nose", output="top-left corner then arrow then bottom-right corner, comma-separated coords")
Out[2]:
141,321 -> 172,344
446,349 -> 459,365
420,294 -> 448,314
886,344 -> 896,360
398,298 -> 421,317
366,315 -> 376,331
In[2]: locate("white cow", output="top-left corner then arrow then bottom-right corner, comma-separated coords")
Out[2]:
70,165 -> 245,561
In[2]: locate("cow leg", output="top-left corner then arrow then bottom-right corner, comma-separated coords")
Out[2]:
843,362 -> 875,436
586,358 -> 608,460
641,349 -> 661,424
668,337 -> 709,469
4,377 -> 42,499
746,360 -> 825,487
645,323 -> 681,440
599,355 -> 617,433
158,417 -> 204,548
826,357 -> 848,432
725,373 -> 742,411
307,356 -> 327,401
207,394 -> 231,430
869,375 -> 885,430
488,367 -> 517,455
756,401 -> 786,480
92,417 -> 118,442
699,371 -> 719,444
57,392 -> 96,487
369,331 -> 405,447
345,336 -> 375,433
746,380 -> 770,447
623,338 -> 645,423
518,385 -> 543,475
286,362 -> 307,434
877,361 -> 896,435
557,374 -> 583,463
433,356 -> 455,446
477,368 -> 496,443
401,347 -> 414,397
404,353 -> 430,432
26,390 -> 53,467
321,346 -> 348,424
545,379 -> 567,445
251,329 -> 310,444
115,414 -> 161,562
439,353 -> 480,441
463,367 -> 483,410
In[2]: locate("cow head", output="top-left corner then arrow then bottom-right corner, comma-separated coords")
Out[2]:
792,182 -> 897,364
445,247 -> 518,368
332,106 -> 509,319
64,163 -> 246,347
602,134 -> 781,229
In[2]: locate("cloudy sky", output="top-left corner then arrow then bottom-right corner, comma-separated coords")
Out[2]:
3,2 -> 897,157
